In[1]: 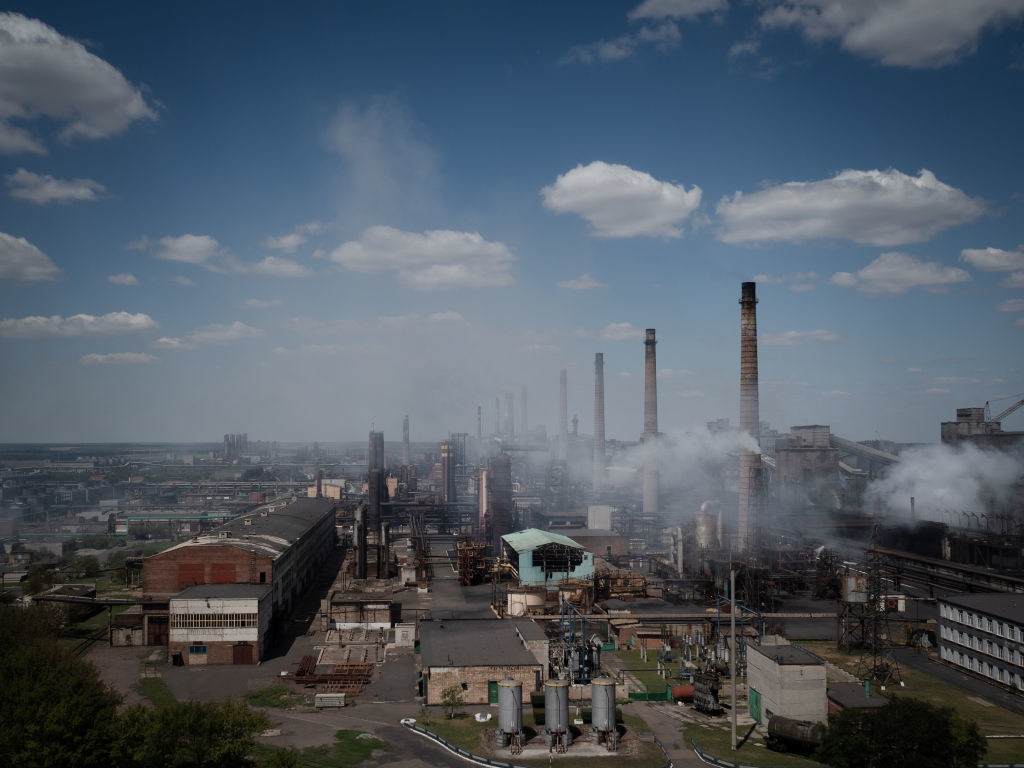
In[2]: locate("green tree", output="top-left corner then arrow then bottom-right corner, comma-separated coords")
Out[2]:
0,605 -> 122,768
815,696 -> 986,768
440,685 -> 465,719
71,554 -> 101,577
112,699 -> 271,768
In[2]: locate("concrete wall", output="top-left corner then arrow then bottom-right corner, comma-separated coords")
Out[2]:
426,664 -> 542,705
517,548 -> 594,587
747,647 -> 827,724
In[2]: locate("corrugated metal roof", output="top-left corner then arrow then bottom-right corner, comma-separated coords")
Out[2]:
501,528 -> 584,553
156,497 -> 334,561
420,619 -> 540,668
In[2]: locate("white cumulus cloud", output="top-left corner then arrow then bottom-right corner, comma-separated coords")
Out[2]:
1004,273 -> 1024,288
5,168 -> 104,204
330,226 -> 515,290
251,256 -> 312,278
80,352 -> 158,366
629,0 -> 728,20
107,273 -> 138,286
0,231 -> 61,280
241,298 -> 282,309
154,234 -> 221,266
716,168 -> 986,246
0,311 -> 157,339
996,298 -> 1024,313
960,246 -> 1024,272
831,252 -> 971,295
541,161 -> 702,238
0,12 -> 156,154
760,0 -> 1024,69
762,329 -> 840,345
561,22 -> 681,64
171,275 -> 195,286
600,322 -> 645,341
559,274 -> 606,290
154,321 -> 264,349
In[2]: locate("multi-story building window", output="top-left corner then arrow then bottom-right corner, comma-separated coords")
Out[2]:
938,594 -> 1024,692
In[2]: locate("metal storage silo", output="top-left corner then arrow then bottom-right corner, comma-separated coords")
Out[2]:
543,679 -> 572,750
590,677 -> 617,750
497,684 -> 524,741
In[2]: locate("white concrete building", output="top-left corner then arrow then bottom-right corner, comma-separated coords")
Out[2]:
747,642 -> 827,724
169,583 -> 272,665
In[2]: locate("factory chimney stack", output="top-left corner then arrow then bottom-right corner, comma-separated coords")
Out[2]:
642,329 -> 659,520
738,281 -> 761,554
402,415 -> 410,466
593,352 -> 605,492
558,369 -> 568,461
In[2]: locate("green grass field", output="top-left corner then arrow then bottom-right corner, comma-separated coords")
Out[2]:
254,729 -> 391,768
245,685 -> 309,709
613,649 -> 682,693
686,722 -> 826,767
138,676 -> 176,709
803,642 -> 1024,763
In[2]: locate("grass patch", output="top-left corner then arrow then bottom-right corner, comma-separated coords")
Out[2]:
686,723 -> 826,768
138,676 -> 177,709
245,685 -> 308,709
613,649 -> 682,693
255,729 -> 391,768
802,642 -> 1024,763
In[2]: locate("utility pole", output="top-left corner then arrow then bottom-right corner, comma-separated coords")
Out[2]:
730,568 -> 737,751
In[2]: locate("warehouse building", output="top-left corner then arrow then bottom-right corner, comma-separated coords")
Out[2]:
501,529 -> 594,587
169,584 -> 272,665
747,641 -> 827,724
141,497 -> 336,656
938,593 -> 1024,690
419,619 -> 544,705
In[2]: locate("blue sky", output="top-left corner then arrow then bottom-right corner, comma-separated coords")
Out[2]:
1,0 -> 1023,445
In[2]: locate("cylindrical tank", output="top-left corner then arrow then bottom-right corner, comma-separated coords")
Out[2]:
671,684 -> 695,701
767,715 -> 821,752
497,680 -> 522,734
696,511 -> 716,549
590,677 -> 616,731
544,679 -> 570,735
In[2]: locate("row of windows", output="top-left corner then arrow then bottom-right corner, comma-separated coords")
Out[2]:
940,625 -> 1022,665
170,613 -> 259,628
940,646 -> 1024,690
939,604 -> 1022,642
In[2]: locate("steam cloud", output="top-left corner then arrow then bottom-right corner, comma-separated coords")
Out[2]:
865,443 -> 1024,524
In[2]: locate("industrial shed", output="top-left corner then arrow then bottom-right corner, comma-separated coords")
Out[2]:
419,619 -> 543,705
501,529 -> 594,587
141,497 -> 336,650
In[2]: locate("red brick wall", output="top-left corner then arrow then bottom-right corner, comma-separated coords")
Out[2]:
168,640 -> 255,665
143,545 -> 273,600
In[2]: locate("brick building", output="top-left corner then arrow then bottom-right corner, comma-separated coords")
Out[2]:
420,619 -> 543,705
141,497 -> 336,657
169,584 -> 272,665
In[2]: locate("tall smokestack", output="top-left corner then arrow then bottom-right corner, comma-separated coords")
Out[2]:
505,392 -> 515,440
558,369 -> 568,461
593,353 -> 605,491
521,386 -> 528,442
738,281 -> 761,554
402,415 -> 410,466
642,329 -> 659,520
441,441 -> 456,504
477,405 -> 482,440
368,430 -> 385,535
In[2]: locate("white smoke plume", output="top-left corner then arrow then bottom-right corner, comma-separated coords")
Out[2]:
865,443 -> 1024,524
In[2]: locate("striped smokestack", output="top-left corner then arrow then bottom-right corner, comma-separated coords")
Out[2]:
593,352 -> 605,491
642,329 -> 658,519
559,369 -> 568,461
738,281 -> 761,553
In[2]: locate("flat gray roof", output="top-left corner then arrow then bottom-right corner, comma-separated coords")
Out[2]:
513,619 -> 548,642
827,682 -> 889,709
941,593 -> 1024,624
748,643 -> 823,666
420,619 -> 540,668
173,584 -> 272,601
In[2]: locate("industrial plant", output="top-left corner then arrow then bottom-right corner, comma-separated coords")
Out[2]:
3,280 -> 1023,765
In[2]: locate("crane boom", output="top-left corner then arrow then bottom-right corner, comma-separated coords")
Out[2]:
995,398 -> 1024,423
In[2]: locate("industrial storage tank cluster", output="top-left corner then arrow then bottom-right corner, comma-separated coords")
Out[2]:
589,677 -> 617,749
494,677 -> 618,753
